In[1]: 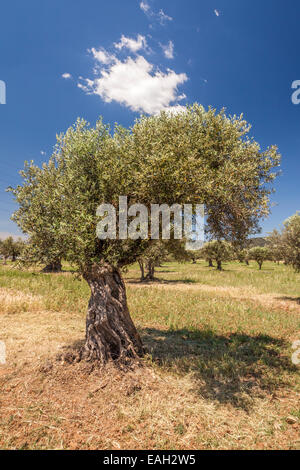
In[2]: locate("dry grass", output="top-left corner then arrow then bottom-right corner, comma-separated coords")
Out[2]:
0,288 -> 44,314
0,261 -> 299,450
129,281 -> 300,314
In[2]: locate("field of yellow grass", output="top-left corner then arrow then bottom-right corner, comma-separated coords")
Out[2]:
0,260 -> 299,449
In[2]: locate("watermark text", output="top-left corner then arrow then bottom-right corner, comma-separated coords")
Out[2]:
0,80 -> 6,105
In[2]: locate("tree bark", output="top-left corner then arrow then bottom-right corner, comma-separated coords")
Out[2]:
138,260 -> 145,281
145,261 -> 155,280
82,264 -> 143,364
216,260 -> 222,271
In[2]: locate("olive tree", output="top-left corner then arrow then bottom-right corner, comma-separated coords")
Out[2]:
267,229 -> 285,264
0,237 -> 14,264
248,246 -> 270,270
235,248 -> 249,265
139,239 -> 191,281
280,213 -> 300,272
137,241 -> 168,281
200,240 -> 233,270
9,105 -> 280,364
0,236 -> 24,263
8,162 -> 64,272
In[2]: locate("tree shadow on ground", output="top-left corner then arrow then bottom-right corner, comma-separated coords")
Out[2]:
126,278 -> 197,285
155,270 -> 179,273
141,327 -> 297,411
277,296 -> 300,305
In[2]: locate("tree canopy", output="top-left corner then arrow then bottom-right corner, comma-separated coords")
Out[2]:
268,212 -> 300,272
248,246 -> 270,270
8,104 -> 281,363
200,240 -> 233,270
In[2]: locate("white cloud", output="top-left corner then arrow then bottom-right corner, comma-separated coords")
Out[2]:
158,9 -> 173,24
140,1 -> 173,26
160,40 -> 174,59
114,34 -> 147,53
214,9 -> 220,17
90,47 -> 116,64
62,73 -> 72,79
140,1 -> 150,13
79,55 -> 187,115
40,150 -> 46,156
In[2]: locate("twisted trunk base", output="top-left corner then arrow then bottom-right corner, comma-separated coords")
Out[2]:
82,264 -> 143,364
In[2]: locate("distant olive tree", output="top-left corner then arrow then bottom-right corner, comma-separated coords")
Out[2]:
137,241 -> 168,281
200,240 -> 233,270
234,248 -> 250,265
0,236 -> 25,263
267,213 -> 300,271
248,246 -> 270,270
282,213 -> 300,272
267,229 -> 285,264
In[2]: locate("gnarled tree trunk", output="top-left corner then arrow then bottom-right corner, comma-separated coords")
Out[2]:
82,264 -> 143,364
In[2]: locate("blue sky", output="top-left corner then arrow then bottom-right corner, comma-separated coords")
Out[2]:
0,0 -> 299,238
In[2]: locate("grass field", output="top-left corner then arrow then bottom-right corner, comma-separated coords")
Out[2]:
0,260 -> 299,449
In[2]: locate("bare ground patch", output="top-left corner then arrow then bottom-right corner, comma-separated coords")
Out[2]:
0,283 -> 299,450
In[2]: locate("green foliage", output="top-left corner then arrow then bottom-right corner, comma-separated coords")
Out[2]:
267,229 -> 285,263
267,212 -> 300,272
137,240 -> 189,280
8,105 -> 280,275
235,248 -> 249,264
200,240 -> 233,270
248,246 -> 270,270
282,212 -> 300,272
0,236 -> 25,262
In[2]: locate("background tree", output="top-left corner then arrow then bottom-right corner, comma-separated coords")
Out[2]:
187,250 -> 197,264
8,162 -> 64,272
138,239 -> 191,281
0,237 -> 13,264
137,241 -> 168,281
11,237 -> 25,261
197,246 -> 214,267
267,229 -> 285,264
0,236 -> 24,263
200,240 -> 233,270
280,212 -> 300,272
234,247 -> 249,265
248,246 -> 270,270
9,105 -> 280,364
